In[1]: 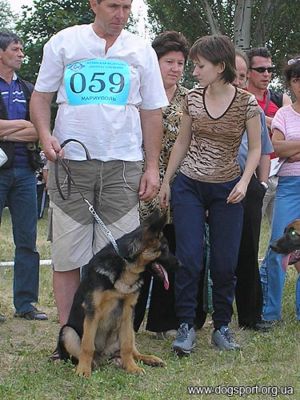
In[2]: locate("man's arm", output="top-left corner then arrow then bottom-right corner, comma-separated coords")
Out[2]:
265,93 -> 292,129
30,90 -> 62,161
0,119 -> 38,142
139,108 -> 163,202
256,112 -> 272,182
256,154 -> 270,183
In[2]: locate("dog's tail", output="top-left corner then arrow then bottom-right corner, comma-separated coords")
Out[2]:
58,325 -> 81,363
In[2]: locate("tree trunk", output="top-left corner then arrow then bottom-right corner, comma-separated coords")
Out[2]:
203,0 -> 221,34
234,0 -> 253,50
252,0 -> 280,46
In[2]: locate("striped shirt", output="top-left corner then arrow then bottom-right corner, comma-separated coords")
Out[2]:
0,73 -> 29,167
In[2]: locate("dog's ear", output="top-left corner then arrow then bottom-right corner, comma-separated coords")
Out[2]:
117,227 -> 144,261
143,208 -> 166,236
126,236 -> 143,260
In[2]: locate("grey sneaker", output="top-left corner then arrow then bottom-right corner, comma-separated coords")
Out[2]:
172,323 -> 196,355
0,314 -> 6,323
212,326 -> 240,351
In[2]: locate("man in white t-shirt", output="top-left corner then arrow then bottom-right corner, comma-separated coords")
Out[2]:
30,0 -> 168,337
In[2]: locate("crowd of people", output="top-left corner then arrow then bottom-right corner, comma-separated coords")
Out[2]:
1,0 -> 299,360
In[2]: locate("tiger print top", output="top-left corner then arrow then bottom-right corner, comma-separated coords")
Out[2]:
139,84 -> 188,222
180,86 -> 260,183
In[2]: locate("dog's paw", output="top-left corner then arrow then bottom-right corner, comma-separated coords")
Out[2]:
75,363 -> 92,378
124,363 -> 146,375
139,354 -> 166,367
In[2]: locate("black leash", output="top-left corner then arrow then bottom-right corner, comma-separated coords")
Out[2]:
54,139 -> 121,256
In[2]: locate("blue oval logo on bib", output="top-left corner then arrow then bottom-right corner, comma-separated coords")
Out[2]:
64,58 -> 130,106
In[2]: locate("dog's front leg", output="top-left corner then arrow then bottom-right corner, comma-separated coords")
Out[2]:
76,315 -> 99,378
120,296 -> 145,374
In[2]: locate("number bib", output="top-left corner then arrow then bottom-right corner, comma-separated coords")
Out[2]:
64,58 -> 130,106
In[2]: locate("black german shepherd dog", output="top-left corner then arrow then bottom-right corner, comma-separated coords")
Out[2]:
57,209 -> 179,377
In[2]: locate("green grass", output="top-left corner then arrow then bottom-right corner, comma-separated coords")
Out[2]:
0,210 -> 299,399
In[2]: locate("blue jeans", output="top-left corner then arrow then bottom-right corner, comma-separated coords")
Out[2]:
0,167 -> 40,313
260,176 -> 300,321
171,172 -> 243,329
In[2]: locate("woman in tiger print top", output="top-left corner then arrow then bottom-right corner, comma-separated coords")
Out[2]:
159,35 -> 261,354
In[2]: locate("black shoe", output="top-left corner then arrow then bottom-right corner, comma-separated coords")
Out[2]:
240,320 -> 275,332
14,308 -> 48,321
254,320 -> 277,331
0,314 -> 6,323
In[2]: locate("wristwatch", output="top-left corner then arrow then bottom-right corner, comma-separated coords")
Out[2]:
260,181 -> 269,190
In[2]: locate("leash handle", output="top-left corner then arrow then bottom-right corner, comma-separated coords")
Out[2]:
60,138 -> 92,160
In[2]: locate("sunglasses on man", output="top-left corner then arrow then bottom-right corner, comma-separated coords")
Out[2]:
249,66 -> 275,73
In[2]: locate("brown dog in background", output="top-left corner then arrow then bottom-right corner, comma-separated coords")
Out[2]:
57,209 -> 179,377
271,219 -> 300,270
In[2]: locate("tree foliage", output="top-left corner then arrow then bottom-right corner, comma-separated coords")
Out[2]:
15,0 -> 94,82
0,0 -> 16,31
14,0 -> 300,85
146,0 -> 300,70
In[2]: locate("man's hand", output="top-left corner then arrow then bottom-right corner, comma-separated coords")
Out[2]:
139,167 -> 160,201
41,135 -> 64,162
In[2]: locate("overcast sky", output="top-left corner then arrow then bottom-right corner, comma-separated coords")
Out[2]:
7,0 -> 149,38
8,0 -> 33,13
8,0 -> 146,15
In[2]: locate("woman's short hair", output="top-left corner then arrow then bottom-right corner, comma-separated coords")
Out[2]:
152,31 -> 190,63
284,56 -> 300,82
189,35 -> 236,83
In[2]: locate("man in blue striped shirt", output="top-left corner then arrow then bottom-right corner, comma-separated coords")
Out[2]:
0,31 -> 47,322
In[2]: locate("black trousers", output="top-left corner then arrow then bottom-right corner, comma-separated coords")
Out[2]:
134,224 -> 207,333
235,175 -> 266,327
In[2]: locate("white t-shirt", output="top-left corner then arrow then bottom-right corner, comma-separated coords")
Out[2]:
35,24 -> 168,161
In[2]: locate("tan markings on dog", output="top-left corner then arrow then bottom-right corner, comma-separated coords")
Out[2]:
63,326 -> 81,359
114,260 -> 143,293
76,290 -> 121,377
118,292 -> 146,374
287,220 -> 300,232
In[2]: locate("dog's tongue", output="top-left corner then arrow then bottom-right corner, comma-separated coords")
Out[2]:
162,267 -> 169,290
282,254 -> 290,271
152,262 -> 169,290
